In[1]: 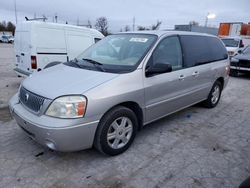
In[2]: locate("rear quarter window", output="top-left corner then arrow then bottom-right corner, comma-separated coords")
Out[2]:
180,35 -> 228,68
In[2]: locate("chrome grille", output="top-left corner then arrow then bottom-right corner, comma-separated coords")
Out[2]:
19,87 -> 45,112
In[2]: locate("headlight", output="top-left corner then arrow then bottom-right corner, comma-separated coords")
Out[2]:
45,96 -> 87,118
231,58 -> 239,63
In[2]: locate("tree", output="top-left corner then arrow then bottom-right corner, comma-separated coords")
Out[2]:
151,20 -> 162,30
137,26 -> 147,31
0,21 -> 15,35
0,21 -> 7,31
124,25 -> 130,32
137,20 -> 162,31
95,17 -> 109,36
87,20 -> 92,28
189,21 -> 199,26
6,22 -> 16,35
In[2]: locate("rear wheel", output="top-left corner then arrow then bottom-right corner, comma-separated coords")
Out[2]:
94,106 -> 138,156
203,81 -> 222,108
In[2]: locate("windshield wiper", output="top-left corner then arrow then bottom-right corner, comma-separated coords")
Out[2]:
67,58 -> 83,68
82,58 -> 106,72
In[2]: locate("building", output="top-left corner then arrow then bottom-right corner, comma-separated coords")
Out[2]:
174,24 -> 218,36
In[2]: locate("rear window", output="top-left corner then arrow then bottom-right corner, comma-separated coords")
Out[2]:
180,35 -> 228,67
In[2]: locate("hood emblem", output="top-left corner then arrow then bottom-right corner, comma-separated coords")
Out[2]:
25,93 -> 29,102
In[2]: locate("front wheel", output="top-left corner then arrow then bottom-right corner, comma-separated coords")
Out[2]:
203,81 -> 222,108
94,106 -> 138,156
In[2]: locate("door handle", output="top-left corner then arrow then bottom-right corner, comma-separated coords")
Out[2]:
179,74 -> 185,80
192,71 -> 199,77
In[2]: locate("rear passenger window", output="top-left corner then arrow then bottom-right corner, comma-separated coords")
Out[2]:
180,35 -> 228,68
208,37 -> 228,61
149,36 -> 183,70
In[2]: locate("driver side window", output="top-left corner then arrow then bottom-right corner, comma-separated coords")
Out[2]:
150,36 -> 183,71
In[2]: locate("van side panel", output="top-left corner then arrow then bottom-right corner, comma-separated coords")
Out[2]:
14,23 -> 32,75
34,26 -> 67,69
66,30 -> 94,60
34,27 -> 67,53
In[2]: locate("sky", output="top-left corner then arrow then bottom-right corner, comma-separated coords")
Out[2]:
0,0 -> 249,32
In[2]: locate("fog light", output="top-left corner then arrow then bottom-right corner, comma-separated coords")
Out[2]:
45,140 -> 56,150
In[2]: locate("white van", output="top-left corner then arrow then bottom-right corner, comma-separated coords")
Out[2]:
221,36 -> 244,57
14,21 -> 104,77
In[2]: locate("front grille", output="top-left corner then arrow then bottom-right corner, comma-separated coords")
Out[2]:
239,60 -> 250,68
230,61 -> 237,67
19,87 -> 45,112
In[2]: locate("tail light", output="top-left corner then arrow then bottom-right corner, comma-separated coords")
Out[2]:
31,56 -> 37,69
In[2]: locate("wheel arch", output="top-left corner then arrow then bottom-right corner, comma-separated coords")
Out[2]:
216,77 -> 224,89
99,101 -> 144,131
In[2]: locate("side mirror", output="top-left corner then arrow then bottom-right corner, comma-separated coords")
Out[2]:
146,63 -> 172,77
239,41 -> 244,48
238,50 -> 242,54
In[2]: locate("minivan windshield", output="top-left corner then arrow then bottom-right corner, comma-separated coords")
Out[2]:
221,38 -> 239,47
72,34 -> 157,73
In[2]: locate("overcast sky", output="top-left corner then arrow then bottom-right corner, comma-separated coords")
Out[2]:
0,0 -> 249,32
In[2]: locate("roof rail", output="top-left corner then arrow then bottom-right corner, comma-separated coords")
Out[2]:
25,16 -> 47,22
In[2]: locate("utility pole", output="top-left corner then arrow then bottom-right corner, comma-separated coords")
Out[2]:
14,0 -> 18,24
205,15 -> 208,27
77,17 -> 79,26
133,17 -> 135,31
55,13 -> 58,23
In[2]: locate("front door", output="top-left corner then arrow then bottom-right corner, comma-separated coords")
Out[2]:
144,36 -> 194,123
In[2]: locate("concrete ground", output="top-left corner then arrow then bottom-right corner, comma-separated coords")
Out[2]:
0,44 -> 250,188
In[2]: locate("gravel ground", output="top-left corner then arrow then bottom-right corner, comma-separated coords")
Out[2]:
0,43 -> 23,108
0,44 -> 250,188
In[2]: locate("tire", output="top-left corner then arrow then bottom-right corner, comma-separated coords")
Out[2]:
229,69 -> 239,77
203,81 -> 222,108
44,61 -> 62,69
94,106 -> 138,156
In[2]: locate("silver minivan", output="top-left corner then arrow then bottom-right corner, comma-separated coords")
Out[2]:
9,31 -> 230,155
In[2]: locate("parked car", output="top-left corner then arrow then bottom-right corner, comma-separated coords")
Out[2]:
14,21 -> 104,77
221,36 -> 244,57
8,36 -> 14,43
9,31 -> 230,156
230,45 -> 250,76
0,35 -> 14,43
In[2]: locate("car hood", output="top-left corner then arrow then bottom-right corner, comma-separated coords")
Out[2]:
22,64 -> 119,99
234,54 -> 250,61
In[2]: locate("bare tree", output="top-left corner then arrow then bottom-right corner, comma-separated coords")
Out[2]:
189,21 -> 199,26
0,21 -> 15,35
6,22 -> 16,35
151,20 -> 162,30
137,26 -> 148,31
95,17 -> 109,36
137,20 -> 162,31
87,20 -> 92,28
124,25 -> 130,32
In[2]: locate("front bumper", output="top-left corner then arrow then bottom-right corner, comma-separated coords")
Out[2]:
9,94 -> 99,152
230,66 -> 250,72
